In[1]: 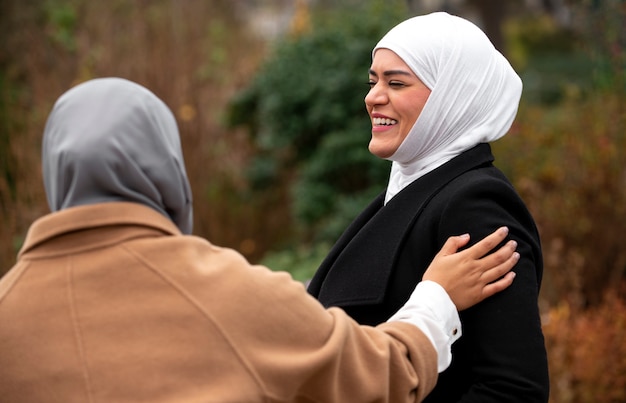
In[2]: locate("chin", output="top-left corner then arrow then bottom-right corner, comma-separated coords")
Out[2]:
368,144 -> 392,159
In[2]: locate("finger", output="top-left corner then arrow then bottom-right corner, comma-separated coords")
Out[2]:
479,240 -> 518,268
481,271 -> 516,299
436,233 -> 471,257
464,226 -> 509,259
481,251 -> 520,284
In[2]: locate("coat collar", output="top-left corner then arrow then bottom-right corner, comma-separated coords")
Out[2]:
18,202 -> 181,259
308,143 -> 494,307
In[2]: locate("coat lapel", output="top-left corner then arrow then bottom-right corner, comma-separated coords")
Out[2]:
309,143 -> 495,307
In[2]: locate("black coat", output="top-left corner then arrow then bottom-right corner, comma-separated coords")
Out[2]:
308,143 -> 550,402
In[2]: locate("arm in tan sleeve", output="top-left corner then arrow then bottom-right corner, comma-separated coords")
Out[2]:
221,261 -> 440,403
164,242 -> 441,403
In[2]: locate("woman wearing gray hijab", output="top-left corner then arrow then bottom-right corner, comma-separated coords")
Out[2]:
42,77 -> 193,234
0,77 -> 519,402
308,12 -> 550,402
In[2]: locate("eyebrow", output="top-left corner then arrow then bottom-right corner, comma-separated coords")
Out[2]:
368,69 -> 413,77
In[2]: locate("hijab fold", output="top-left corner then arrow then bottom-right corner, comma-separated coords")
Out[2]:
373,12 -> 522,204
42,77 -> 193,234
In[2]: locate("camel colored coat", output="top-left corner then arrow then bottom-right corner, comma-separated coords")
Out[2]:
0,202 -> 438,403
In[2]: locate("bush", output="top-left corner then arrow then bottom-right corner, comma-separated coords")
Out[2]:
227,0 -> 406,243
493,92 -> 626,307
543,290 -> 626,403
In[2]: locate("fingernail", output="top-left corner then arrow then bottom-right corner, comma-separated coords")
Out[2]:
513,252 -> 520,260
460,233 -> 470,238
500,226 -> 509,234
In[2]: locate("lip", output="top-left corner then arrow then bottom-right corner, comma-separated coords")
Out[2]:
372,126 -> 394,133
370,112 -> 394,119
370,112 -> 397,133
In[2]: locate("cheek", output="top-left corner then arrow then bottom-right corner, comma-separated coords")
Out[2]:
398,105 -> 419,136
401,100 -> 421,124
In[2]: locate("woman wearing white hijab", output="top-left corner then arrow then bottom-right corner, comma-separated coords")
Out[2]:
308,12 -> 549,402
0,77 -> 520,402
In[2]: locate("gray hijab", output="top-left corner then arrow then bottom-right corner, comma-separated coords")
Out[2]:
42,77 -> 193,234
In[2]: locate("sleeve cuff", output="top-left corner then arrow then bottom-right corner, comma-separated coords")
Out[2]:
387,280 -> 462,372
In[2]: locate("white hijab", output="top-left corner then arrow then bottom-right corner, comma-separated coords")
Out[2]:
373,12 -> 523,204
42,77 -> 193,234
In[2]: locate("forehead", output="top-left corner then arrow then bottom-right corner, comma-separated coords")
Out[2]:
369,48 -> 414,74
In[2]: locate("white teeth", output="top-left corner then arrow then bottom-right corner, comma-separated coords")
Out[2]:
373,117 -> 398,126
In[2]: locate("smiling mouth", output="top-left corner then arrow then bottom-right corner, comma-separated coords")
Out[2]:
373,117 -> 398,126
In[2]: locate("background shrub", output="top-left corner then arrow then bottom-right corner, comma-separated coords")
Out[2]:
227,0 -> 405,245
543,290 -> 626,403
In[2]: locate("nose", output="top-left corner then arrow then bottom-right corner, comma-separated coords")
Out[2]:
365,83 -> 387,107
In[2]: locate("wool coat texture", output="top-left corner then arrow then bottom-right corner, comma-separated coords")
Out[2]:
308,143 -> 550,402
0,202 -> 440,403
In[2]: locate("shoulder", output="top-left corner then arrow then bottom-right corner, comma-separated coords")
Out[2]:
449,164 -> 513,190
416,165 -> 538,244
128,233 -> 305,299
126,234 -> 256,279
434,165 -> 521,210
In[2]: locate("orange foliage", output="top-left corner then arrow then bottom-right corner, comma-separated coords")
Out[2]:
493,93 -> 626,308
543,291 -> 626,402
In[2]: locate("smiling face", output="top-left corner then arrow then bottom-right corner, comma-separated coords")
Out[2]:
365,48 -> 431,159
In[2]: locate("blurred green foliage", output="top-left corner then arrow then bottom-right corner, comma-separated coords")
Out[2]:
227,0 -> 406,246
44,0 -> 78,52
507,15 -> 595,104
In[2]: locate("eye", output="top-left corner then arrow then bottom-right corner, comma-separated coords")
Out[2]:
367,80 -> 377,89
389,81 -> 405,88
